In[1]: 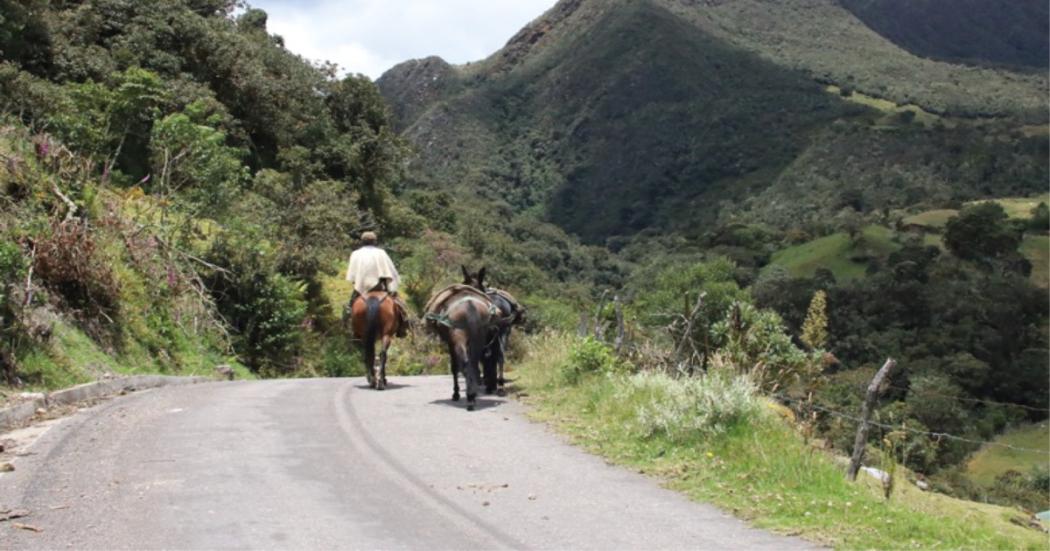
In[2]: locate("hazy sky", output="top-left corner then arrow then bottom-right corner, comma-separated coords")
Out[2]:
247,1 -> 559,79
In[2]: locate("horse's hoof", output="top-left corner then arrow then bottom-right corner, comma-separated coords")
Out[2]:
497,388 -> 506,397
377,382 -> 385,391
466,403 -> 476,412
452,393 -> 460,402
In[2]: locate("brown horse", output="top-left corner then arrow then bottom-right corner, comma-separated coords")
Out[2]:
350,290 -> 399,390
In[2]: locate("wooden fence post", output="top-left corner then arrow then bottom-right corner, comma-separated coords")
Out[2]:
613,295 -> 625,353
848,358 -> 897,481
593,290 -> 610,341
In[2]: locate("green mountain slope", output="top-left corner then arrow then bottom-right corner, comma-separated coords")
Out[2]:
379,0 -> 1048,245
839,0 -> 1049,70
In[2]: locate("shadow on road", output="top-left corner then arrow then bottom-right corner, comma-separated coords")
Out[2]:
428,397 -> 506,411
352,381 -> 413,391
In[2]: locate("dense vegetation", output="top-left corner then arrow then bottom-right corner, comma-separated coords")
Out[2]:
0,0 -> 623,389
839,0 -> 1050,70
380,0 -> 1049,246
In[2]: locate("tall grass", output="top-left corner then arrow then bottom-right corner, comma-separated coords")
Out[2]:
513,332 -> 1048,549
626,364 -> 762,441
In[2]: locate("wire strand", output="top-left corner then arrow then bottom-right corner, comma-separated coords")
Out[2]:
776,394 -> 1050,456
880,383 -> 1050,413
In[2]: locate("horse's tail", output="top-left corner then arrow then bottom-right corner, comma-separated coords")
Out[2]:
364,296 -> 380,366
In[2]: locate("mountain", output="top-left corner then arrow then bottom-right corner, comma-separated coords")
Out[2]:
839,0 -> 1049,70
378,0 -> 1048,245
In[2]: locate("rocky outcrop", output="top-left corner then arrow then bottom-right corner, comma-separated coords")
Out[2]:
376,56 -> 459,131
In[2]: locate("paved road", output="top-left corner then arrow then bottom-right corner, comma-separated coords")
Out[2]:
1,377 -> 814,550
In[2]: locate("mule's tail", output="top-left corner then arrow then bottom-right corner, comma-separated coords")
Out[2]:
466,302 -> 486,384
364,296 -> 380,367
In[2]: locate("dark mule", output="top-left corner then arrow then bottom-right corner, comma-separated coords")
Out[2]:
461,268 -> 525,395
350,289 -> 399,390
425,268 -> 499,411
481,289 -> 524,396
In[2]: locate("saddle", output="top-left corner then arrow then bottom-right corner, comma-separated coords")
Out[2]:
485,288 -> 525,326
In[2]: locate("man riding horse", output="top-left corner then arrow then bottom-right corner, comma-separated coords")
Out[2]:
347,231 -> 408,337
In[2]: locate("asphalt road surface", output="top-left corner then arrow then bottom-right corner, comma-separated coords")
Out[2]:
1,377 -> 815,550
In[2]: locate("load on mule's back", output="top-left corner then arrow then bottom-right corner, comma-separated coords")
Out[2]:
424,267 -> 524,410
482,286 -> 525,396
346,231 -> 409,390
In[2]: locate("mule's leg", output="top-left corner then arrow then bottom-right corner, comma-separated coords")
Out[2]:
448,341 -> 460,402
464,346 -> 479,412
497,333 -> 508,397
482,343 -> 498,395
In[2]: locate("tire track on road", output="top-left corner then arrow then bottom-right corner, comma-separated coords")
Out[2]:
333,381 -> 524,550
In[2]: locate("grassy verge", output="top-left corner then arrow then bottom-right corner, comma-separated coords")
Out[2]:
512,332 -> 1047,549
6,321 -> 248,396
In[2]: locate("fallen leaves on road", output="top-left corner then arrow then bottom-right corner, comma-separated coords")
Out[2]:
12,522 -> 42,532
457,483 -> 510,493
0,462 -> 14,472
0,509 -> 30,522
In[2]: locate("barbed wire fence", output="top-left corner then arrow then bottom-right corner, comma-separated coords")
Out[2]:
773,392 -> 1049,455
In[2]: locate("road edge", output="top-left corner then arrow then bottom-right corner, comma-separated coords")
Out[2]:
0,375 -> 212,432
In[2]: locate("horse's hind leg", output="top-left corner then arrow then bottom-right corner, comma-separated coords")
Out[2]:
377,336 -> 390,391
365,343 -> 376,389
448,341 -> 460,402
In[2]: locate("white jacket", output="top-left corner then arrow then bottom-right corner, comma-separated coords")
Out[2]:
346,246 -> 400,295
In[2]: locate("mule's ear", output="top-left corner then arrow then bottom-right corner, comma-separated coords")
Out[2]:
461,265 -> 471,283
478,267 -> 487,288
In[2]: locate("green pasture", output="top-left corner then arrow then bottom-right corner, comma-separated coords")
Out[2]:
966,423 -> 1050,487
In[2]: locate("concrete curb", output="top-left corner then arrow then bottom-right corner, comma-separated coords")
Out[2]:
0,375 -> 212,432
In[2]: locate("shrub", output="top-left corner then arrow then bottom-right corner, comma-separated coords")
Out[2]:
1029,202 -> 1049,232
33,220 -> 121,334
204,237 -> 307,375
561,337 -> 628,384
149,100 -> 248,212
0,238 -> 25,307
712,301 -> 820,392
627,362 -> 763,442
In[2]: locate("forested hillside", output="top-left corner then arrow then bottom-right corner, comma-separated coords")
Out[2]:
378,0 -> 1050,513
0,0 -> 614,389
379,0 -> 1049,244
839,0 -> 1049,70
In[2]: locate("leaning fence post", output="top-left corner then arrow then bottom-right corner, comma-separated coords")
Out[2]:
613,295 -> 625,353
848,358 -> 897,481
